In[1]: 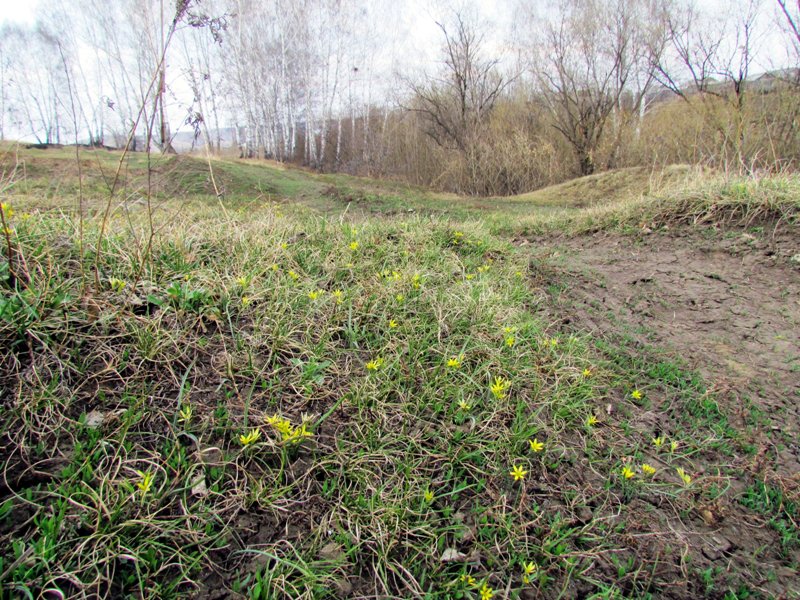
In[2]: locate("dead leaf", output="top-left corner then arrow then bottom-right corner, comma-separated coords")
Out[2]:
191,473 -> 208,497
319,542 -> 344,562
440,548 -> 467,563
85,410 -> 106,429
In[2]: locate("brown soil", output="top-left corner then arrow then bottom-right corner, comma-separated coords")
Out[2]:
530,223 -> 800,598
541,225 -> 799,452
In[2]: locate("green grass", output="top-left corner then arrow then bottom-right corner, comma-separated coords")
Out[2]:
501,164 -> 695,207
740,483 -> 800,561
0,146 -> 798,599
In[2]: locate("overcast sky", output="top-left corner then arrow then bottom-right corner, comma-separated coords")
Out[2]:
0,0 -> 794,143
1,0 -> 789,72
0,0 -> 39,25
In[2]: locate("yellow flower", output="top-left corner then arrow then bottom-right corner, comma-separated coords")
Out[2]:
652,436 -> 664,448
522,560 -> 538,583
549,337 -> 559,347
288,270 -> 299,280
447,356 -> 462,369
332,289 -> 343,303
621,466 -> 635,479
504,336 -> 515,348
670,440 -> 679,452
239,429 -> 261,447
395,294 -> 404,303
641,463 -> 656,476
529,438 -> 544,453
0,202 -> 12,218
349,241 -> 359,251
490,376 -> 509,400
631,389 -> 643,400
582,368 -> 592,377
366,357 -> 385,371
477,265 -> 490,273
510,464 -> 527,482
271,263 -> 279,271
453,231 -> 464,239
457,399 -> 471,411
178,404 -> 192,422
676,467 -> 692,486
241,296 -> 251,307
135,470 -> 154,494
236,276 -> 249,287
423,488 -> 434,503
412,273 -> 421,289
466,274 -> 475,280
274,420 -> 293,436
460,574 -> 476,586
308,290 -> 319,300
515,271 -> 523,278
503,326 -> 516,334
388,319 -> 399,329
109,278 -> 126,292
351,227 -> 358,235
280,242 -> 288,250
479,582 -> 494,600
287,423 -> 314,444
265,415 -> 313,444
586,414 -> 598,427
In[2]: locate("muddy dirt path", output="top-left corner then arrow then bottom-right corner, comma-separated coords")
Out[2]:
525,225 -> 800,597
541,225 -> 800,471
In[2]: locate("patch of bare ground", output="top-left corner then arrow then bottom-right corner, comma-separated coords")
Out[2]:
528,222 -> 800,597
545,224 -> 799,456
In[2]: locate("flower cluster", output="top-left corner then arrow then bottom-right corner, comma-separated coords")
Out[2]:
265,414 -> 314,445
380,269 -> 402,281
489,376 -> 510,400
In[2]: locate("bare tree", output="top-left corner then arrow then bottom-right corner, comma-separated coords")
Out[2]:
408,13 -> 507,155
0,24 -> 70,144
778,0 -> 800,48
653,0 -> 762,169
777,0 -> 800,83
523,0 -> 664,176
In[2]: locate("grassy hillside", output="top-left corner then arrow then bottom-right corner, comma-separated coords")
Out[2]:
501,165 -> 696,207
0,146 -> 798,599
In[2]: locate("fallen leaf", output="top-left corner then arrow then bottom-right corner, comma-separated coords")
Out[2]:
440,548 -> 467,563
319,542 -> 344,562
191,473 -> 208,497
85,410 -> 106,429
